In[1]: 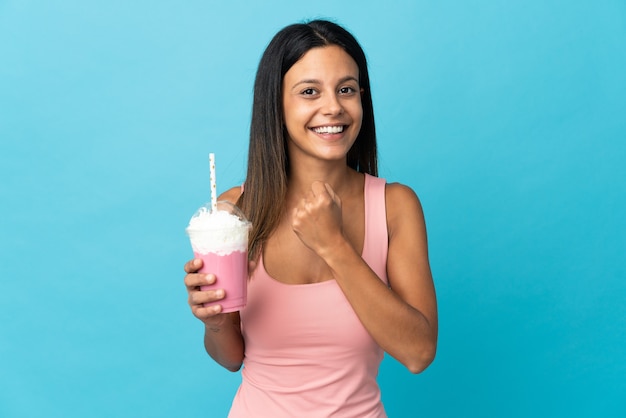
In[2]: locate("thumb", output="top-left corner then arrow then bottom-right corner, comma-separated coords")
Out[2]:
248,258 -> 258,273
324,182 -> 341,207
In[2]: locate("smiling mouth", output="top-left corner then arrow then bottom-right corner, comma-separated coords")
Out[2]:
312,125 -> 346,134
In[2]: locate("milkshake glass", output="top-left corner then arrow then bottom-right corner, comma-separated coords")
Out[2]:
186,201 -> 251,313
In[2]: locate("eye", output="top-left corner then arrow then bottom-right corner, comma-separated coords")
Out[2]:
301,88 -> 318,96
339,86 -> 356,95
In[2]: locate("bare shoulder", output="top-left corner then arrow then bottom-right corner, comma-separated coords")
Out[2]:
385,182 -> 425,233
218,186 -> 243,205
385,182 -> 421,204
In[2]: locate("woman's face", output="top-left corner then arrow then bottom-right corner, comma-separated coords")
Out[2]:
282,45 -> 363,164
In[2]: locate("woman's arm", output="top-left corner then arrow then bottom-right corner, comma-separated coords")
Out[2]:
183,186 -> 246,372
292,181 -> 437,373
184,261 -> 245,371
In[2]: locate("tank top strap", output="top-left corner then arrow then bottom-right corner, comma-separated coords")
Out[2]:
362,174 -> 389,285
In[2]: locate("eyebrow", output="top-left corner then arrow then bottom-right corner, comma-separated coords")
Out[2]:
291,76 -> 359,89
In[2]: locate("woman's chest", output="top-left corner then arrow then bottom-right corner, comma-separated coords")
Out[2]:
263,203 -> 365,284
241,272 -> 377,357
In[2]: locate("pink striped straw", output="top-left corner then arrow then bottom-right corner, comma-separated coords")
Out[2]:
209,153 -> 217,212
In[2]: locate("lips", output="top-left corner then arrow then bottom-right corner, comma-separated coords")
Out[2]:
311,125 -> 346,134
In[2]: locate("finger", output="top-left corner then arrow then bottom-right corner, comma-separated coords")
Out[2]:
248,259 -> 258,274
189,287 -> 225,305
292,206 -> 302,230
193,303 -> 223,318
323,182 -> 335,199
305,199 -> 316,213
297,197 -> 310,216
184,258 -> 203,273
325,182 -> 342,207
310,182 -> 336,208
310,181 -> 327,197
306,188 -> 317,204
184,273 -> 215,289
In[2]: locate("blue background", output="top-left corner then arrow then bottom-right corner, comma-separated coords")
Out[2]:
1,1 -> 625,417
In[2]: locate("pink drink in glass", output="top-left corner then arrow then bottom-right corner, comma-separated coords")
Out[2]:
186,201 -> 251,313
194,250 -> 247,312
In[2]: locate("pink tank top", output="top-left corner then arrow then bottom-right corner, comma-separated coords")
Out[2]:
228,174 -> 388,418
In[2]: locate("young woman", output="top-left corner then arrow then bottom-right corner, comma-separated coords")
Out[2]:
184,19 -> 438,417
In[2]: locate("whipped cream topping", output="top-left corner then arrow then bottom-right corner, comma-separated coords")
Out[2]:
186,208 -> 250,255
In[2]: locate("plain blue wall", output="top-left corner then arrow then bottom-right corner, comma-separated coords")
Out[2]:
1,1 -> 625,417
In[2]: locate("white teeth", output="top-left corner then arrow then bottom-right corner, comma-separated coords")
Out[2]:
313,125 -> 344,134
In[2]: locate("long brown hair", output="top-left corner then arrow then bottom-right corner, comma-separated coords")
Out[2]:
238,19 -> 378,260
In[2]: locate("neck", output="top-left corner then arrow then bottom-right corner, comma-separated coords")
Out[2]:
287,158 -> 356,199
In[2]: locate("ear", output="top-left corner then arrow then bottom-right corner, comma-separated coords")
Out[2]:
360,88 -> 365,96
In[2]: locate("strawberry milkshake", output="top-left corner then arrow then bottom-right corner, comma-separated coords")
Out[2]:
186,201 -> 251,313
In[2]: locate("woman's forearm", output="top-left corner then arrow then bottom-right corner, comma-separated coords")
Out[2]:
321,240 -> 437,373
203,312 -> 245,372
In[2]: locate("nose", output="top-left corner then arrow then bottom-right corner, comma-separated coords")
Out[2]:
322,93 -> 344,116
